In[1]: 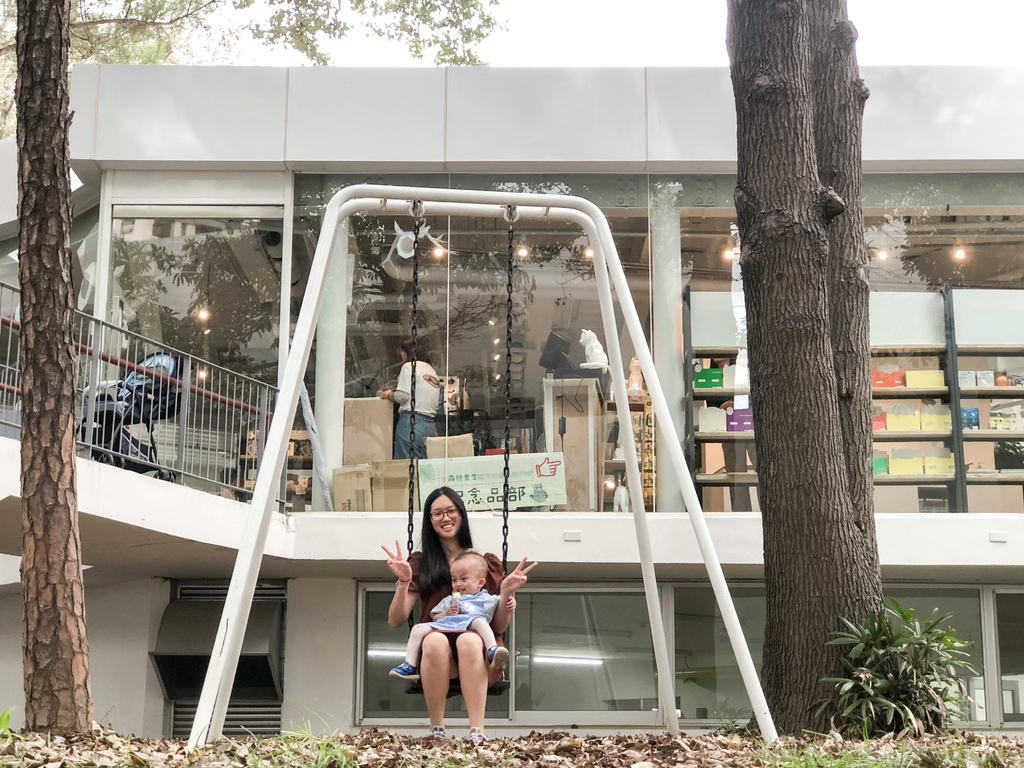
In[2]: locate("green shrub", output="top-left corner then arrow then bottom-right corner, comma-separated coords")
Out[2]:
818,599 -> 975,737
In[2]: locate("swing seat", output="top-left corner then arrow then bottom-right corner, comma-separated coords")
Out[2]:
405,677 -> 510,697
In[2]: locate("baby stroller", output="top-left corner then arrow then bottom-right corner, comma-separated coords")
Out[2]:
81,352 -> 182,481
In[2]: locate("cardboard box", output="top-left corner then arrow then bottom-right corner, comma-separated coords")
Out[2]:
921,404 -> 952,431
872,450 -> 889,476
872,407 -> 887,432
962,407 -> 980,430
698,406 -> 728,433
332,465 -> 372,511
872,365 -> 906,388
886,405 -> 920,431
990,411 -> 1018,431
924,449 -> 955,475
694,367 -> 723,389
889,449 -> 924,476
344,397 -> 395,466
976,370 -> 996,387
958,370 -> 978,387
906,370 -> 945,388
371,459 -> 420,513
726,407 -> 754,432
425,433 -> 474,459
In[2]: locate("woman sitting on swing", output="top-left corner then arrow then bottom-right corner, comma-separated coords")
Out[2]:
382,486 -> 537,744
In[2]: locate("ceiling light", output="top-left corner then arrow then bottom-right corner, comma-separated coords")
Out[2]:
954,248 -> 966,260
722,248 -> 734,261
432,246 -> 445,258
197,368 -> 208,381
197,307 -> 210,321
203,328 -> 211,335
488,319 -> 496,326
493,354 -> 501,361
517,246 -> 529,258
367,649 -> 407,659
876,250 -> 888,261
532,656 -> 603,666
493,338 -> 500,345
605,480 -> 616,490
583,248 -> 594,259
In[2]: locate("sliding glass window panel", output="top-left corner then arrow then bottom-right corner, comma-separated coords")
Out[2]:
886,588 -> 985,723
515,592 -> 656,712
360,590 -> 510,719
674,586 -> 764,722
109,210 -> 283,383
996,593 -> 1024,724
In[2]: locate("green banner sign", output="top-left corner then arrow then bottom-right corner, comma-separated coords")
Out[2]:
418,452 -> 567,510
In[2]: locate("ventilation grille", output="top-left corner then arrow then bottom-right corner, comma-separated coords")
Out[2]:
171,700 -> 282,738
175,580 -> 287,601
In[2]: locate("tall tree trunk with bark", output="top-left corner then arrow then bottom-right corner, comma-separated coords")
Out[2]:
726,0 -> 882,734
16,0 -> 94,733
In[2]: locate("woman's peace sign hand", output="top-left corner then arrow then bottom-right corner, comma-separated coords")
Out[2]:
500,556 -> 538,597
381,540 -> 413,583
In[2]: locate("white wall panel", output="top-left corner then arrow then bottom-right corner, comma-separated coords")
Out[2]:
286,68 -> 445,169
954,289 -> 1024,346
93,66 -> 288,165
445,68 -> 647,169
647,68 -> 736,171
107,170 -> 288,206
862,66 -> 1024,171
281,579 -> 357,734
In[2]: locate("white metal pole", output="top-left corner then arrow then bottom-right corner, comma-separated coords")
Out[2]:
187,185 -> 776,746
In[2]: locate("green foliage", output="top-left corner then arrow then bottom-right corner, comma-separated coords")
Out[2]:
818,599 -> 975,737
3,0 -> 500,137
0,706 -> 13,735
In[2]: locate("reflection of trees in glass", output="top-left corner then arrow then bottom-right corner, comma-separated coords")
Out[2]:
995,440 -> 1024,471
111,224 -> 279,379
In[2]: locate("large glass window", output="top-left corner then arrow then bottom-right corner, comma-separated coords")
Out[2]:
297,175 -> 652,513
996,592 -> 1024,723
109,209 -> 282,383
514,591 -> 656,712
361,590 -> 509,720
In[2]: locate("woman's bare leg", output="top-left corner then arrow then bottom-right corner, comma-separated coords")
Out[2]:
456,632 -> 487,731
420,632 -> 453,728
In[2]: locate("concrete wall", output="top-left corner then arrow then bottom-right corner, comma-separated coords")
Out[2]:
0,578 -> 168,736
281,578 -> 358,734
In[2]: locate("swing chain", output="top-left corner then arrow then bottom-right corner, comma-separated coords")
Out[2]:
502,218 -> 514,574
503,204 -> 519,224
407,212 -> 421,562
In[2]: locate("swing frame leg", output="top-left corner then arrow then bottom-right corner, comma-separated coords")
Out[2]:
187,186 -> 777,749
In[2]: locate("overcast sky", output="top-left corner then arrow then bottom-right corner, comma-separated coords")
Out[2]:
224,0 -> 1024,68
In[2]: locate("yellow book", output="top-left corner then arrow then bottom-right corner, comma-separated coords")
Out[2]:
906,370 -> 945,387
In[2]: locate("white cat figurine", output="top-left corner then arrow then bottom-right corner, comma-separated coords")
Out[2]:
627,357 -> 644,397
579,329 -> 608,369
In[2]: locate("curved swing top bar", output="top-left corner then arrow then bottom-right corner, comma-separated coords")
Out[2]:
186,186 -> 778,748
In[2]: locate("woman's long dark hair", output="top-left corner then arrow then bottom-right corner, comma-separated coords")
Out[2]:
419,487 -> 473,595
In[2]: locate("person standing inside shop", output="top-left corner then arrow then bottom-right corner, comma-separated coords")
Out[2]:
379,336 -> 441,459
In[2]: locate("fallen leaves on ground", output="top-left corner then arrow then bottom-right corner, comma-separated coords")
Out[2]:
0,725 -> 1022,768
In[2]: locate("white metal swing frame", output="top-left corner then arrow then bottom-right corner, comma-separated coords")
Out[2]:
187,185 -> 779,748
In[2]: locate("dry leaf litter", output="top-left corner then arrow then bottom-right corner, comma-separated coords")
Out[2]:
0,725 -> 1022,768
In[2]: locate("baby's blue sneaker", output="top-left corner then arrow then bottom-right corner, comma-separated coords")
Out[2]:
487,645 -> 510,672
389,662 -> 420,681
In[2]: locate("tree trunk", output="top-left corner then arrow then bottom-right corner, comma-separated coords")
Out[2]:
727,0 -> 882,733
16,0 -> 94,733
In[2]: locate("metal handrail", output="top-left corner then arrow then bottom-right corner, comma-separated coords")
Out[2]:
0,280 -> 278,498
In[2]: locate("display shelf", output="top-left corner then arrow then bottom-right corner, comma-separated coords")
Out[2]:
871,430 -> 952,441
959,386 -> 1024,397
695,431 -> 755,441
872,386 -> 948,398
965,471 -> 1024,484
604,458 -> 642,474
693,346 -> 744,357
692,387 -> 750,399
696,472 -> 758,486
872,473 -> 956,484
956,345 -> 1024,355
870,345 -> 946,355
961,430 -> 1024,440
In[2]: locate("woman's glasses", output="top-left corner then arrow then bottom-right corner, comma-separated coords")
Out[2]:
430,508 -> 460,521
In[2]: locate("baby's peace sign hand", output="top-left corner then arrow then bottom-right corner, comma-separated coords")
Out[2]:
500,556 -> 538,596
381,540 -> 413,583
